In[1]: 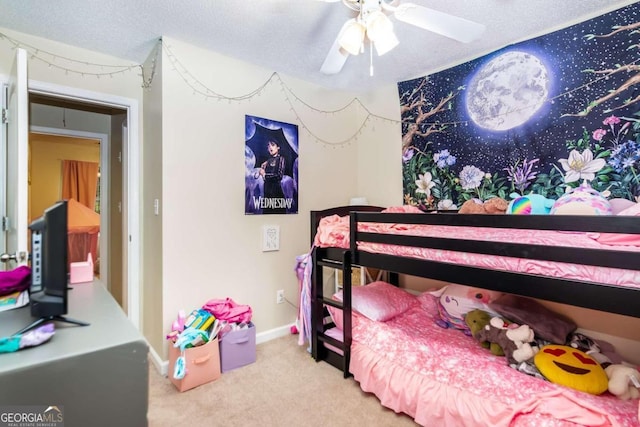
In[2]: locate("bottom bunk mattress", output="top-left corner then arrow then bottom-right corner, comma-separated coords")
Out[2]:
333,292 -> 639,427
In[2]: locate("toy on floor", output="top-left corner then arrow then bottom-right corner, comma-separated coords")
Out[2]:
430,284 -> 502,335
605,364 -> 640,400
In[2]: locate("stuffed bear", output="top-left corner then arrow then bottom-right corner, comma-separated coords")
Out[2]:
473,320 -> 537,365
465,309 -> 505,356
604,364 -> 640,400
459,197 -> 508,214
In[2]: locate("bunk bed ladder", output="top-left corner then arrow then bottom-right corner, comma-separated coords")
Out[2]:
310,247 -> 353,378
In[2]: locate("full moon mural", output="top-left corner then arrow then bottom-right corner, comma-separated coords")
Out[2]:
398,2 -> 640,210
466,51 -> 550,131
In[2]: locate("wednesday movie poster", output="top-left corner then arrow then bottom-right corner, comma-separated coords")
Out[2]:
245,115 -> 299,215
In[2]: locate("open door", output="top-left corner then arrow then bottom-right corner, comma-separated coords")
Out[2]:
1,48 -> 29,270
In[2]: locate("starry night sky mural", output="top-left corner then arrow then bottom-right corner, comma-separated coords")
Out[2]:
399,3 -> 640,210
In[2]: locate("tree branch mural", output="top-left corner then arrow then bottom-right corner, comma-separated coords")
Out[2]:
562,20 -> 640,118
400,81 -> 460,153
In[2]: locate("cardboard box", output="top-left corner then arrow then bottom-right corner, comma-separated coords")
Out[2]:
219,323 -> 256,373
168,337 -> 221,392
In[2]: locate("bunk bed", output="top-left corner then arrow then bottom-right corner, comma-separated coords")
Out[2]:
308,205 -> 640,427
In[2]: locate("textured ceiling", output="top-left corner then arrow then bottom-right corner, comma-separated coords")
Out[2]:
0,0 -> 636,93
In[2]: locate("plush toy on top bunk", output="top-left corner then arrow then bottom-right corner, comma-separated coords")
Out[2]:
506,193 -> 555,215
430,284 -> 502,335
458,197 -> 509,214
550,181 -> 613,215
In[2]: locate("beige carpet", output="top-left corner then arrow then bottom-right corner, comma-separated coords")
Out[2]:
148,334 -> 417,426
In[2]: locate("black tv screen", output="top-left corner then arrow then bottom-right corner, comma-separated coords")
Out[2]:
14,200 -> 88,335
29,199 -> 68,317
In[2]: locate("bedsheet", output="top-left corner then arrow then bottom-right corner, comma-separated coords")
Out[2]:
344,293 -> 639,427
313,212 -> 640,289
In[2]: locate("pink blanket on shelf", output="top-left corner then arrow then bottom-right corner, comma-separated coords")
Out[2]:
345,293 -> 639,427
313,210 -> 640,289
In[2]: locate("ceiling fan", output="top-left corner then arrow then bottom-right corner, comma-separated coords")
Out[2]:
318,0 -> 486,75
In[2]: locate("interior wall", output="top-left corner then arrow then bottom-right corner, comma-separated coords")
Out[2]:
355,85 -> 404,207
159,37 -> 360,358
29,133 -> 100,222
142,46 -> 163,355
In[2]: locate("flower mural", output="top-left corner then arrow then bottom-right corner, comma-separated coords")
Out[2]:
558,149 -> 605,183
399,4 -> 640,210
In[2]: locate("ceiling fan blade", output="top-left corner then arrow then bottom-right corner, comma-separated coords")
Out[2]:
394,3 -> 485,43
320,19 -> 353,74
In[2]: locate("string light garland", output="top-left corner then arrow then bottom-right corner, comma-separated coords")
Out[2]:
0,31 -> 142,80
161,40 -> 400,147
0,32 -> 398,146
10,32 -> 628,144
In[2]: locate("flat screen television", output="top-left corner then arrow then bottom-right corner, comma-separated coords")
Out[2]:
14,200 -> 89,335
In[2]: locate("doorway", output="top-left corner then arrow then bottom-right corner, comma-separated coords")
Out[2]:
29,95 -> 127,310
1,73 -> 141,329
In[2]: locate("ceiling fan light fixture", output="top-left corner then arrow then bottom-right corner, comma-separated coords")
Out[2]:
338,19 -> 366,55
373,30 -> 398,56
366,11 -> 398,56
365,11 -> 392,41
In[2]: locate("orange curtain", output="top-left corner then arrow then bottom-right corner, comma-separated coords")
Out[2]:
62,160 -> 99,210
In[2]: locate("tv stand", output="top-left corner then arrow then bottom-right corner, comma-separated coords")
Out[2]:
14,315 -> 90,336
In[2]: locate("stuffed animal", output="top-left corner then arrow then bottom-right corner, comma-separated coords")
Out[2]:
604,364 -> 640,400
459,197 -> 508,214
568,332 -> 624,366
465,309 -> 505,356
473,318 -> 537,365
551,181 -> 612,215
430,284 -> 502,335
507,192 -> 555,215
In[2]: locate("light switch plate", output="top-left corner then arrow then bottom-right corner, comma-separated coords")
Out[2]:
262,225 -> 280,252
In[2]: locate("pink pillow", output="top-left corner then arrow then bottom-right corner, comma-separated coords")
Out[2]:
593,202 -> 640,246
332,281 -> 418,325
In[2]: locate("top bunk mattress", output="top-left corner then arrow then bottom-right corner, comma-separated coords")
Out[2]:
312,208 -> 640,289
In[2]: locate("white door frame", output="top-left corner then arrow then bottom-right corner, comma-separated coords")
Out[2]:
29,126 -> 110,289
27,80 -> 141,330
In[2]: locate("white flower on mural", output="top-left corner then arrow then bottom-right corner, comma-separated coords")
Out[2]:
558,148 -> 605,183
415,172 -> 436,197
437,199 -> 458,210
459,165 -> 484,190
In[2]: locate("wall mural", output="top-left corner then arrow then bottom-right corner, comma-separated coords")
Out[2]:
245,115 -> 299,215
399,3 -> 640,211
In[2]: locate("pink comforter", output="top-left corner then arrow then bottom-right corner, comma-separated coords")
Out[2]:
346,293 -> 639,427
313,210 -> 640,289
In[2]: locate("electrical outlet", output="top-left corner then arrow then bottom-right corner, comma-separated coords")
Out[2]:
276,289 -> 285,304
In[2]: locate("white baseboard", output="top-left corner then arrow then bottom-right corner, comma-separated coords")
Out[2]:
149,323 -> 295,377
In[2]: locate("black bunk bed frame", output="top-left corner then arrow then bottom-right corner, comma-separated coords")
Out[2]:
310,206 -> 640,378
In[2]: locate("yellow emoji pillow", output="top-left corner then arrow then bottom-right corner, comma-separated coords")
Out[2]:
534,345 -> 608,395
